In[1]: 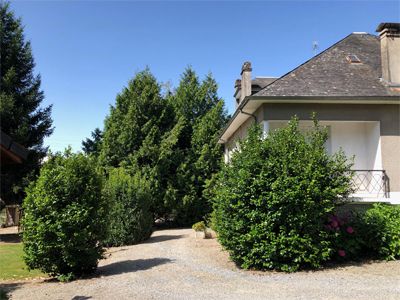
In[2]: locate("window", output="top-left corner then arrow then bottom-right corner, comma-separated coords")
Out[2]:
346,54 -> 361,64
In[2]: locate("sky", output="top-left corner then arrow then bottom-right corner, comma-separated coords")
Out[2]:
9,0 -> 400,152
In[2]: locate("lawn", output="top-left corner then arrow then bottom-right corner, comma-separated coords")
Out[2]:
0,243 -> 45,281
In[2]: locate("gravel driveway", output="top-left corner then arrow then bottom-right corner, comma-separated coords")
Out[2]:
2,228 -> 400,300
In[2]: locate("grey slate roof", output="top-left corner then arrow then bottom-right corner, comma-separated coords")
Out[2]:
251,77 -> 277,95
254,33 -> 400,98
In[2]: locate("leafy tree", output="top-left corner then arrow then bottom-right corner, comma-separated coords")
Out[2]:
0,2 -> 53,204
82,128 -> 103,156
22,150 -> 106,280
213,117 -> 353,272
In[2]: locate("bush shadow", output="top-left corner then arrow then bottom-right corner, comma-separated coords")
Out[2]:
0,233 -> 21,243
0,282 -> 24,299
96,258 -> 173,277
143,234 -> 184,244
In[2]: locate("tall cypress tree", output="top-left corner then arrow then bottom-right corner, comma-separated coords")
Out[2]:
0,2 -> 53,203
99,69 -> 179,220
169,69 -> 228,224
100,69 -> 174,168
100,67 -> 227,225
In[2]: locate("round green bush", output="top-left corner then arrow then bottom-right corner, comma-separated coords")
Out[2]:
22,151 -> 106,279
103,168 -> 153,246
213,118 -> 353,272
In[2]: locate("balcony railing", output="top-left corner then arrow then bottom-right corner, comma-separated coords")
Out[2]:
351,170 -> 389,198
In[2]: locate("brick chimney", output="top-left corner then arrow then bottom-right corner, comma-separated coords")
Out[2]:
240,61 -> 252,102
376,23 -> 400,86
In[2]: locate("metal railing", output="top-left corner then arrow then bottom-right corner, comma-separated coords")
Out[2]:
351,170 -> 390,198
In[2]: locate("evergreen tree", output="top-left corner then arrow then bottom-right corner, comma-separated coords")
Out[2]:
0,2 -> 53,203
100,67 -> 227,225
82,128 -> 103,156
100,69 -> 174,168
170,69 -> 221,125
99,69 -> 179,220
169,69 -> 227,224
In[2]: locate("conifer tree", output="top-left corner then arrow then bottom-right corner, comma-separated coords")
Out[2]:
100,67 -> 227,225
0,2 -> 53,203
100,69 -> 174,168
82,128 -> 103,156
169,69 -> 227,224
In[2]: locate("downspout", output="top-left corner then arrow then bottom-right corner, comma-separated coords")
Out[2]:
239,108 -> 257,123
239,96 -> 257,123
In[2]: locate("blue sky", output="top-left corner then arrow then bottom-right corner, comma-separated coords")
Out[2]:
10,0 -> 399,152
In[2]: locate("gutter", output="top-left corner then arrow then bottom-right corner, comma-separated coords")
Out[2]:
217,96 -> 252,144
239,107 -> 257,123
218,95 -> 400,144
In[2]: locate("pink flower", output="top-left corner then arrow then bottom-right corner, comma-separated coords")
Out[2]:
346,226 -> 354,234
338,250 -> 346,257
331,220 -> 338,228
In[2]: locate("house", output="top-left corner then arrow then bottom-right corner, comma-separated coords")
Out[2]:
0,129 -> 28,226
0,129 -> 28,165
219,23 -> 400,204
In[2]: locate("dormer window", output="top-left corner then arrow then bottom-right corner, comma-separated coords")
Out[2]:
346,54 -> 361,64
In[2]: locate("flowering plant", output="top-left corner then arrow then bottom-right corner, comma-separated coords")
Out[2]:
325,213 -> 363,260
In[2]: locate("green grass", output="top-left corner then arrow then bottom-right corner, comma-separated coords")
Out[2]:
0,243 -> 45,281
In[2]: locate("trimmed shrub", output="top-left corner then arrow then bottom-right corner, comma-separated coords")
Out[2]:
358,203 -> 400,260
103,168 -> 153,246
22,151 -> 106,279
213,117 -> 353,272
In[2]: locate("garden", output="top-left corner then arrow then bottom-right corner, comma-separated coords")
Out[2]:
1,3 -> 400,297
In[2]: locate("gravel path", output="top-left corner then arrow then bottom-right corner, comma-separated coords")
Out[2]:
2,228 -> 400,300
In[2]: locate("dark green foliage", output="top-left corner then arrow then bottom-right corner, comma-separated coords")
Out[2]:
0,2 -> 53,204
167,69 -> 228,224
103,168 -> 153,246
100,69 -> 174,168
213,118 -> 353,272
22,151 -> 106,279
170,69 -> 221,125
82,128 -> 103,156
357,204 -> 400,260
99,67 -> 227,226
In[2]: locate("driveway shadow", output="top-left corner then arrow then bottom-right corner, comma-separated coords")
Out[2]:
0,282 -> 24,299
144,234 -> 184,244
97,258 -> 173,276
